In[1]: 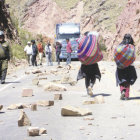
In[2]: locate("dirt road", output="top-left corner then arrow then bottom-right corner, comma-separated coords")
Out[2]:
0,61 -> 140,140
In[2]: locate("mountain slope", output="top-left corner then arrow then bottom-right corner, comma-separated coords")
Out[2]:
0,0 -> 18,41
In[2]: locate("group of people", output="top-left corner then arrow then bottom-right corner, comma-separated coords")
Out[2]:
24,40 -> 54,66
24,38 -> 73,66
77,32 -> 137,101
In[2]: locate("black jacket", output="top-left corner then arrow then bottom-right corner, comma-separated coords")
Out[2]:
116,65 -> 137,86
32,44 -> 38,55
77,63 -> 101,81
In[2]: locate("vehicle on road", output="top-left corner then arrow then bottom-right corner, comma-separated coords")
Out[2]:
55,23 -> 80,61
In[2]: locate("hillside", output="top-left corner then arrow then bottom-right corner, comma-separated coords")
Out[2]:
0,0 -> 18,41
5,0 -> 140,58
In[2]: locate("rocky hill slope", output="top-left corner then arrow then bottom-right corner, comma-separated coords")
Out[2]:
0,0 -> 18,41
5,0 -> 140,58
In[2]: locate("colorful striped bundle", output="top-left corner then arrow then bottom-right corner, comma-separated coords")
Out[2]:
77,35 -> 103,65
114,44 -> 135,69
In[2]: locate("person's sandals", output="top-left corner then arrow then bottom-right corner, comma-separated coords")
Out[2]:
1,80 -> 5,84
120,90 -> 125,100
87,86 -> 93,97
120,90 -> 129,100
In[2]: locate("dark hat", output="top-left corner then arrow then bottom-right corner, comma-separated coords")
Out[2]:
31,40 -> 35,43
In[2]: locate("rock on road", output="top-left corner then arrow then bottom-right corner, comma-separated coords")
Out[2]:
0,61 -> 140,140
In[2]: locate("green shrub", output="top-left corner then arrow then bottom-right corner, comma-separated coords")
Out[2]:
11,42 -> 25,59
99,36 -> 107,51
18,28 -> 34,46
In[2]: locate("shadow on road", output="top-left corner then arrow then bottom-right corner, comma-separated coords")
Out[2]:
0,112 -> 5,114
92,93 -> 111,97
5,81 -> 20,84
129,97 -> 140,100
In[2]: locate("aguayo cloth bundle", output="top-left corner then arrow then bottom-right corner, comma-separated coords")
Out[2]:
77,35 -> 103,65
114,44 -> 135,69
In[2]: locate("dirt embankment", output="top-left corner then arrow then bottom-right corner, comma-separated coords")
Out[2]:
0,0 -> 19,42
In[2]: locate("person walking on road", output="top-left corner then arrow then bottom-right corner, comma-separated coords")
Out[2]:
45,41 -> 53,66
77,31 -> 102,96
115,34 -> 137,100
0,30 -> 11,84
31,40 -> 38,66
24,41 -> 32,66
37,41 -> 44,65
66,38 -> 72,65
55,41 -> 62,65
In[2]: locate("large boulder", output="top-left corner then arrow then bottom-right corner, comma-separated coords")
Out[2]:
22,89 -> 33,97
44,83 -> 67,91
61,75 -> 77,86
7,103 -> 29,110
37,100 -> 54,107
27,127 -> 39,136
0,105 -> 3,111
18,111 -> 31,127
61,106 -> 92,116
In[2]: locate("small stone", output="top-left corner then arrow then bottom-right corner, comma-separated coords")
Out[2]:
128,124 -> 135,126
22,89 -> 33,97
17,104 -> 29,109
54,94 -> 62,100
79,126 -> 85,130
27,127 -> 39,136
57,65 -> 63,68
7,104 -> 28,110
61,75 -> 76,86
39,128 -> 47,134
37,100 -> 54,107
111,117 -> 117,119
61,106 -> 92,116
18,111 -> 31,127
83,101 -> 95,105
88,123 -> 92,125
44,83 -> 67,91
0,105 -> 3,111
32,79 -> 39,85
31,104 -> 37,111
25,71 -> 30,75
32,70 -> 42,74
94,95 -> 105,104
83,117 -> 94,120
7,104 -> 17,110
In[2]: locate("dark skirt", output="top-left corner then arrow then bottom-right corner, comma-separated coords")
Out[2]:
77,63 -> 101,81
116,65 -> 137,86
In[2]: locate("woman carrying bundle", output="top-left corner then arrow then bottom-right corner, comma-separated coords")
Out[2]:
114,34 -> 137,100
77,32 -> 103,96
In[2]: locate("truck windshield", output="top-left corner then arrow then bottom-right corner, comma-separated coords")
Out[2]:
59,25 -> 80,34
57,34 -> 80,40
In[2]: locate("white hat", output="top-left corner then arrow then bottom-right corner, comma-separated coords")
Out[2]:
27,41 -> 31,44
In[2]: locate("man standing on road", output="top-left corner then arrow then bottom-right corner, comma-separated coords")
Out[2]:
37,41 -> 44,65
45,41 -> 53,66
24,41 -> 32,66
66,38 -> 72,65
31,40 -> 38,66
0,30 -> 11,84
55,41 -> 62,65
